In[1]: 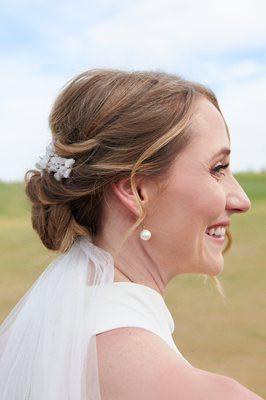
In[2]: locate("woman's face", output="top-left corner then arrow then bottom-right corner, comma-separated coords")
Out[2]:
146,96 -> 251,277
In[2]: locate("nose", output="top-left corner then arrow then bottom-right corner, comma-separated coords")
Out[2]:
226,175 -> 251,214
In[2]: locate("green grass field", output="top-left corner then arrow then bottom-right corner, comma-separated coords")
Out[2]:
0,173 -> 265,397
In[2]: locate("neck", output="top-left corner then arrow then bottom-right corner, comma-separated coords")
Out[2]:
92,232 -> 169,297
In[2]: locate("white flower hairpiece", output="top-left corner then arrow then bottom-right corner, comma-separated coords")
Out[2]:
35,142 -> 75,181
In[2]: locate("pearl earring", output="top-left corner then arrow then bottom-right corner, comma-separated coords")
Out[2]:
139,222 -> 152,241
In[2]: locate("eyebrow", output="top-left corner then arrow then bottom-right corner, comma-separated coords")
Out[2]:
211,147 -> 231,159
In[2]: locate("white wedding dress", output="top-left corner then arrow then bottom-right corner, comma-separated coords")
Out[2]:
0,237 -> 191,399
86,281 -> 191,365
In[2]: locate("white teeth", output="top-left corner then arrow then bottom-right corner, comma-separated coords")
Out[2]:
206,226 -> 226,236
216,227 -> 221,236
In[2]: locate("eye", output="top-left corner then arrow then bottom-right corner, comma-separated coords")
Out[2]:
211,162 -> 230,177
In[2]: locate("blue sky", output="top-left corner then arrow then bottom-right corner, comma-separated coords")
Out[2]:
1,0 -> 266,181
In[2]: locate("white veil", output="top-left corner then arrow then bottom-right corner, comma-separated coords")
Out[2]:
0,236 -> 115,399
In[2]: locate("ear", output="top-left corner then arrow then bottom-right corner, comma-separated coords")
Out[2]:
110,177 -> 149,217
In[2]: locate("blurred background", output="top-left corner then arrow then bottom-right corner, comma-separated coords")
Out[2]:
0,0 -> 265,397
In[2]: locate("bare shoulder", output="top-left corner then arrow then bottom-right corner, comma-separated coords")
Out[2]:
96,327 -> 264,400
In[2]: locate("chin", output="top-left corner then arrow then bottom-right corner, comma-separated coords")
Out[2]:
205,258 -> 224,276
196,253 -> 224,276
187,256 -> 223,276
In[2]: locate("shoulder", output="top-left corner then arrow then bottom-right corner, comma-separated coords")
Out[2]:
96,327 -> 260,400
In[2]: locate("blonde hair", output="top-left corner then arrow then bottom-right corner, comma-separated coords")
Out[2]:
25,68 -> 232,301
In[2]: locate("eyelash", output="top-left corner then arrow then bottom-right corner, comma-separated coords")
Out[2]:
211,163 -> 230,177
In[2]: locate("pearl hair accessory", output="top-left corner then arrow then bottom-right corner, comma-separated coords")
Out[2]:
139,222 -> 152,241
35,141 -> 75,181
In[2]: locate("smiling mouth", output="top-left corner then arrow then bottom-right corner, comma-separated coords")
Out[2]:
205,231 -> 225,244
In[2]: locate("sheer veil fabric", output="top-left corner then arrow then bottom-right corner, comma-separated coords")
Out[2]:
0,236 -> 115,399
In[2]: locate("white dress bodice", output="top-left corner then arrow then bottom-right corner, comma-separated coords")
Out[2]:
85,281 -> 191,366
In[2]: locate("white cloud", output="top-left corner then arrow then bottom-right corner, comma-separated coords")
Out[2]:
0,56 -> 69,182
219,75 -> 266,172
49,0 -> 266,72
2,0 -> 266,67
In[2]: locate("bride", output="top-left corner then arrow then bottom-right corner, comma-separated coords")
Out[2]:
0,68 -> 263,399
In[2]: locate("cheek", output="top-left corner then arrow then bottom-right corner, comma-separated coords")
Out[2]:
147,173 -> 226,246
147,178 -> 226,269
191,181 -> 226,221
159,176 -> 226,226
